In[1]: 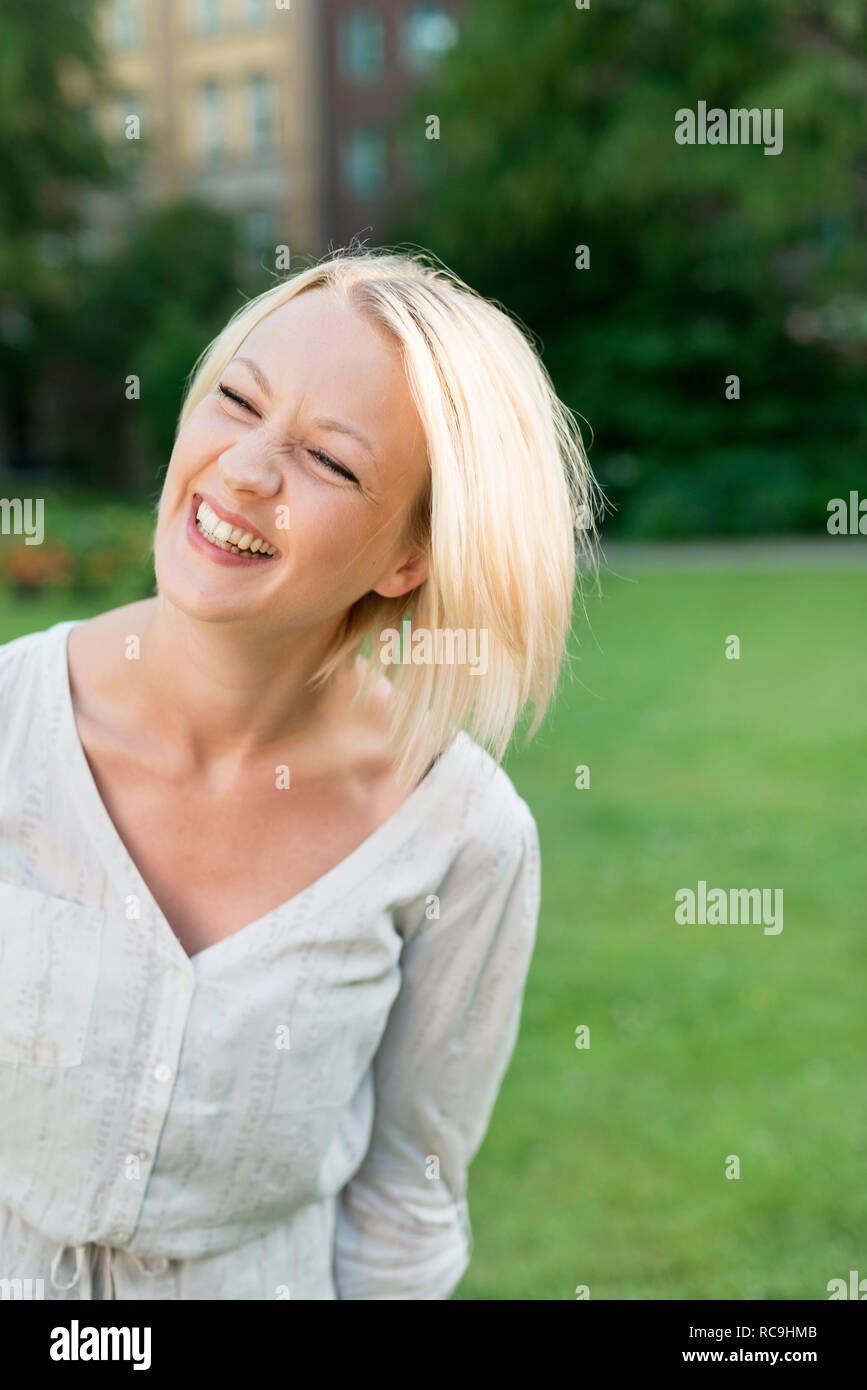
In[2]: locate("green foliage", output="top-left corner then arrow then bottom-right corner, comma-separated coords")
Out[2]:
0,0 -> 118,468
68,198 -> 244,482
385,0 -> 867,535
0,0 -> 114,247
76,200 -> 244,368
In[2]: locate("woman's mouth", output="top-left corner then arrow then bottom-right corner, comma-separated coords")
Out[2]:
186,495 -> 279,566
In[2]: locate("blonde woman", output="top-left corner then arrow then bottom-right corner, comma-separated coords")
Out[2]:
0,247 -> 595,1300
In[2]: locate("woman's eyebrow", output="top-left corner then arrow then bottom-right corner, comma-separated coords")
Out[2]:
233,355 -> 273,399
309,414 -> 376,460
231,354 -> 376,461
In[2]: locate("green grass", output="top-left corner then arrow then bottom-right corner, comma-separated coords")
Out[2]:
457,563 -> 867,1299
2,561 -> 865,1300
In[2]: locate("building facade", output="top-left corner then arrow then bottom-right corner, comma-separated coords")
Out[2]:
93,0 -> 463,259
94,0 -> 323,262
319,0 -> 461,249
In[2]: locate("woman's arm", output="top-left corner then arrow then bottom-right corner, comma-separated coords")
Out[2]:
333,790 -> 541,1299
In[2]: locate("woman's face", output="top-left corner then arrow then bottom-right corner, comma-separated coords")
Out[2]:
154,286 -> 430,631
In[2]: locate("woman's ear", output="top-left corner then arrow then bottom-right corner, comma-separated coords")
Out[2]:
373,550 -> 429,599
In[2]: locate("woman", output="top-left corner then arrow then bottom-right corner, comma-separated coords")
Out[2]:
0,247 -> 596,1299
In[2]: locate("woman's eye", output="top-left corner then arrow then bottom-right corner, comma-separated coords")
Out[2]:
309,450 -> 359,485
217,383 -> 254,412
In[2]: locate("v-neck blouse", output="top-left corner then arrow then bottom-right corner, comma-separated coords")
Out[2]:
0,619 -> 541,1300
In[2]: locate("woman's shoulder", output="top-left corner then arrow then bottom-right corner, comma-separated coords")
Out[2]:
430,730 -> 540,871
0,618 -> 68,695
0,619 -> 78,774
0,602 -> 144,704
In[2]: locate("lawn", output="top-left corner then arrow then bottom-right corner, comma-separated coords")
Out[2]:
2,557 -> 865,1300
464,557 -> 867,1299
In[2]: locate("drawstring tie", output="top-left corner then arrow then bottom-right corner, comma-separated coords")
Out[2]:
49,1242 -> 169,1298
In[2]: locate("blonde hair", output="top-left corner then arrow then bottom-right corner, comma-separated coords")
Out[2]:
174,246 -> 599,784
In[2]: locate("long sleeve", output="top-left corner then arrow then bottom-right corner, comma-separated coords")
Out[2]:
333,788 -> 541,1300
1,628 -> 541,1299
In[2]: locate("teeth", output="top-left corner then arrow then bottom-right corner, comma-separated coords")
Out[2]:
194,500 -> 276,556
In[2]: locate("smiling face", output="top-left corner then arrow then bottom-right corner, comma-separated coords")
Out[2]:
153,286 -> 431,634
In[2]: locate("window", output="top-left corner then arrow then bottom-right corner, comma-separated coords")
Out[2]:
110,0 -> 143,50
338,11 -> 386,82
197,0 -> 222,36
242,208 -> 276,254
199,81 -> 226,164
341,130 -> 388,198
245,0 -> 270,27
401,6 -> 458,74
248,74 -> 274,157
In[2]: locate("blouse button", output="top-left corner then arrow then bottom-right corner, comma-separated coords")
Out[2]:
153,1063 -> 172,1084
111,1229 -> 128,1243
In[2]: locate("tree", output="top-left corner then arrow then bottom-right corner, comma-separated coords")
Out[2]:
385,0 -> 867,535
0,0 -> 116,469
70,199 -> 243,493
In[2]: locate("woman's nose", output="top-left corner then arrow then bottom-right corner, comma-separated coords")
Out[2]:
218,436 -> 284,496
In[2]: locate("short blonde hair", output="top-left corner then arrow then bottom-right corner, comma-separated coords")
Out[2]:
174,246 -> 599,784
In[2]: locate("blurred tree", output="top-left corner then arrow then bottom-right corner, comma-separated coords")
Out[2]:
385,0 -> 867,535
0,0 -> 116,469
69,199 -> 243,494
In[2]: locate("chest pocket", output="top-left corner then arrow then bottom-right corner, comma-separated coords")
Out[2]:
0,880 -> 105,1067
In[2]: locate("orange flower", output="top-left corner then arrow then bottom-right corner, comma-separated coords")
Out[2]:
0,538 -> 75,591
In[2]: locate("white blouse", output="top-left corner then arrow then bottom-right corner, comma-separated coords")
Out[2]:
0,619 -> 540,1300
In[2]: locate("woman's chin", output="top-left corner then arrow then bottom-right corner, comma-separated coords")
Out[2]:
153,559 -> 262,624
